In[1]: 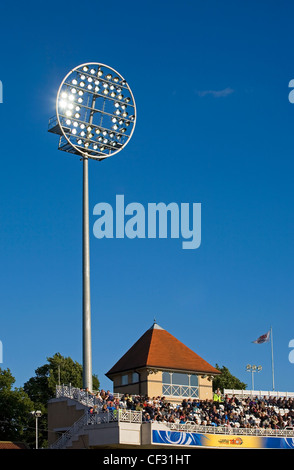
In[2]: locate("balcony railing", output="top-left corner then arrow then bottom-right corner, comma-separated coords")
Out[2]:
87,409 -> 142,425
55,384 -> 103,409
162,421 -> 294,437
50,409 -> 142,449
162,384 -> 199,398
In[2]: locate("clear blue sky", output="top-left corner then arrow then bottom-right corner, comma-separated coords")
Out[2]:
0,0 -> 293,394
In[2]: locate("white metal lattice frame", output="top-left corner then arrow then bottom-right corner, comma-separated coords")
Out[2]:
56,62 -> 136,160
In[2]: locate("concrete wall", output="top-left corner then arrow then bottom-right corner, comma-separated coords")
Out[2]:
198,376 -> 213,400
47,398 -> 86,446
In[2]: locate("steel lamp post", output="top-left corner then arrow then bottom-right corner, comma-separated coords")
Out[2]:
246,364 -> 262,390
31,410 -> 42,449
48,63 -> 136,390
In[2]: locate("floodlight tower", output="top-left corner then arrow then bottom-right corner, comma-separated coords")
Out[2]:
48,63 -> 136,390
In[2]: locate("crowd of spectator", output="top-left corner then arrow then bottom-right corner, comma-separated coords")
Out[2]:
86,388 -> 294,430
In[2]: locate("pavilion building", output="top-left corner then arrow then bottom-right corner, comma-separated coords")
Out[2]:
106,322 -> 220,401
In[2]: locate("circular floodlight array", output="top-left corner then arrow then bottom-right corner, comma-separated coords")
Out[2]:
56,63 -> 136,160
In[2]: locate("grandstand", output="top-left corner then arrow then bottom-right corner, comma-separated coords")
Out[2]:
47,324 -> 294,449
48,385 -> 294,449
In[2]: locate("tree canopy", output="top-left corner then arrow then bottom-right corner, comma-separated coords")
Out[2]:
213,364 -> 247,391
0,367 -> 35,445
0,353 -> 99,448
23,352 -> 99,405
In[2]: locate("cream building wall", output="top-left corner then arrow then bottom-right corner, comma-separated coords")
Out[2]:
111,368 -> 214,402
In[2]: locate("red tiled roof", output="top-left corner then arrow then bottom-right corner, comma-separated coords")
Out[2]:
0,441 -> 28,449
106,323 -> 220,377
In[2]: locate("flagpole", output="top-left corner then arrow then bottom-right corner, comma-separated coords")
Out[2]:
270,326 -> 275,391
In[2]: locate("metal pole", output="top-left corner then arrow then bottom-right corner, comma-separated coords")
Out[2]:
252,370 -> 254,390
35,416 -> 38,450
83,156 -> 92,391
271,326 -> 275,391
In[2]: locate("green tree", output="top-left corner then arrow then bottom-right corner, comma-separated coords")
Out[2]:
24,352 -> 99,405
212,364 -> 247,392
0,368 -> 36,447
23,353 -> 99,448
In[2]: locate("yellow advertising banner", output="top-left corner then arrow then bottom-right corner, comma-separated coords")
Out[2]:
203,433 -> 262,448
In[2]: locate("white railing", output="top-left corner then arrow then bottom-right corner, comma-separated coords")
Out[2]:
163,421 -> 294,437
50,408 -> 142,449
50,411 -> 88,449
162,384 -> 199,398
56,384 -> 103,409
88,409 -> 142,425
224,389 -> 294,399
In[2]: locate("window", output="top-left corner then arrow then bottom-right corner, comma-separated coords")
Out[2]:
121,374 -> 128,385
162,371 -> 199,398
132,372 -> 139,383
